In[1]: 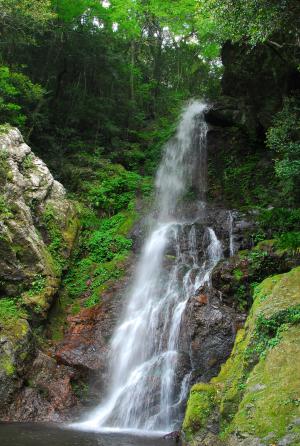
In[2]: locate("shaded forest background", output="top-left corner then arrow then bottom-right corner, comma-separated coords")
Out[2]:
0,0 -> 298,197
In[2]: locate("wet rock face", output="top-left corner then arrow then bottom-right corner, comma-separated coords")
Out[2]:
180,290 -> 238,384
0,351 -> 78,422
212,239 -> 300,309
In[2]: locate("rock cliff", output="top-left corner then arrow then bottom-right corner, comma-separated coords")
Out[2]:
0,127 -> 79,419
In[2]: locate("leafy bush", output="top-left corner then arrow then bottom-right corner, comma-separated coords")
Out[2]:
0,298 -> 27,322
87,169 -> 142,216
27,275 -> 46,296
258,208 -> 300,235
266,97 -> 300,204
0,66 -> 44,129
63,200 -> 137,308
219,151 -> 277,208
85,232 -> 132,263
276,232 -> 300,255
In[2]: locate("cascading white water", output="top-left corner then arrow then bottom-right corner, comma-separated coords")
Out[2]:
75,100 -> 223,433
228,211 -> 235,257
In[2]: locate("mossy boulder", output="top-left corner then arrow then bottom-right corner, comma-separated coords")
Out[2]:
183,267 -> 300,445
183,383 -> 218,441
229,325 -> 300,444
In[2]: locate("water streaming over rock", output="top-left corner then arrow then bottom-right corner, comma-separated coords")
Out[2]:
228,211 -> 235,257
76,100 -> 223,433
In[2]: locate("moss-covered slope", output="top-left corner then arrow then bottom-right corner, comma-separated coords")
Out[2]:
183,266 -> 300,446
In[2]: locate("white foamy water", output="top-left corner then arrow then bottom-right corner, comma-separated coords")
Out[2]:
74,100 -> 223,433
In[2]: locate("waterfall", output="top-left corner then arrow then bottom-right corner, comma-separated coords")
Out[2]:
75,100 -> 223,433
228,211 -> 235,257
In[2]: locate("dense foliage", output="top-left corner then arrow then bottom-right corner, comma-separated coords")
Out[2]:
0,0 -> 299,313
0,0 -> 222,179
266,97 -> 300,202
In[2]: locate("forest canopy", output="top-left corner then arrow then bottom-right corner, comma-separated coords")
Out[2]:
0,0 -> 299,188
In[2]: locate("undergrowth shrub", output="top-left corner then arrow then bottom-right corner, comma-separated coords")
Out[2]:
266,96 -> 300,205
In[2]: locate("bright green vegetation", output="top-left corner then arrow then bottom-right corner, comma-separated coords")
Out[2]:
256,208 -> 300,256
0,298 -> 27,323
183,383 -> 217,440
63,160 -> 147,306
0,297 -> 30,379
0,66 -> 44,130
26,275 -> 46,297
183,267 -> 300,445
47,159 -> 146,340
0,194 -> 12,219
0,297 -> 31,386
266,97 -> 300,203
0,0 -> 298,202
0,0 -> 298,228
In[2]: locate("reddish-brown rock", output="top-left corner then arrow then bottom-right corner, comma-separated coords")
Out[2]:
0,351 -> 78,422
55,268 -> 133,398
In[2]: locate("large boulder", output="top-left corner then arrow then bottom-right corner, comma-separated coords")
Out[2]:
0,351 -> 78,422
0,127 -> 79,418
0,127 -> 79,317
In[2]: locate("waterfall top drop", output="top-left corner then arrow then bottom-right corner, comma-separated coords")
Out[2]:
156,100 -> 208,218
74,100 -> 222,434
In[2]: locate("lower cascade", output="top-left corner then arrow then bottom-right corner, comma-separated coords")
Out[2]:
77,100 -> 226,432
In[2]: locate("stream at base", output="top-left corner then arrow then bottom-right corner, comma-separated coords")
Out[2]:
0,423 -> 177,446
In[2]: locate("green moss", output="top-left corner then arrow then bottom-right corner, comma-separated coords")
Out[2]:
21,275 -> 60,316
230,325 -> 300,443
183,383 -> 217,440
63,213 -> 80,250
0,194 -> 12,219
213,329 -> 251,427
0,149 -> 11,187
46,289 -> 71,341
251,267 -> 300,318
41,203 -> 68,274
233,268 -> 243,281
0,356 -> 15,376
